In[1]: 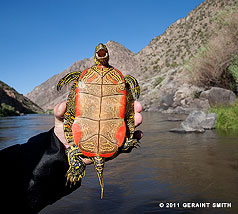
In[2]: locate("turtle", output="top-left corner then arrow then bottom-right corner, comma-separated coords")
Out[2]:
57,43 -> 140,199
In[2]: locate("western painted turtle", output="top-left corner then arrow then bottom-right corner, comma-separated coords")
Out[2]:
57,43 -> 140,198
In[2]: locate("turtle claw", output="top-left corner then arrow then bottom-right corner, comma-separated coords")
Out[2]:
65,145 -> 86,187
66,164 -> 85,187
121,138 -> 139,152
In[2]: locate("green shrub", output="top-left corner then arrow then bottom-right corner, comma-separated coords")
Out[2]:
0,103 -> 18,117
153,64 -> 160,71
171,62 -> 179,68
210,103 -> 238,130
45,109 -> 54,114
153,77 -> 164,88
228,54 -> 238,91
153,58 -> 160,65
186,5 -> 238,91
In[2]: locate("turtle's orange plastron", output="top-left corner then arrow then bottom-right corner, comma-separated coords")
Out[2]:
75,65 -> 126,157
72,123 -> 82,146
119,95 -> 126,118
56,43 -> 140,199
115,123 -> 126,147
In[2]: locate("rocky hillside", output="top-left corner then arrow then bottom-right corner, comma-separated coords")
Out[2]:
0,81 -> 43,116
136,0 -> 235,112
26,0 -> 236,112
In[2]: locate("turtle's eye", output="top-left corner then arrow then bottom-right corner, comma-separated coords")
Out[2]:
97,49 -> 107,58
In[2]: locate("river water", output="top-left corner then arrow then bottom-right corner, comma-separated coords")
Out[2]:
0,113 -> 237,214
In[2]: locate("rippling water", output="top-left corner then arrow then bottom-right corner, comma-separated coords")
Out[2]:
0,113 -> 238,213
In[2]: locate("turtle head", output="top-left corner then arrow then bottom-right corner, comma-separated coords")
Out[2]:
94,43 -> 109,66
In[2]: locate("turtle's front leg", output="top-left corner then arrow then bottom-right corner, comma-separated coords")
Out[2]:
64,81 -> 78,145
121,95 -> 139,153
123,103 -> 139,152
65,144 -> 86,187
121,137 -> 139,152
121,75 -> 141,153
121,130 -> 140,153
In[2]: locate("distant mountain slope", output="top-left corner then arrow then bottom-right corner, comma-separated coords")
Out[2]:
26,0 -> 236,112
26,41 -> 140,110
137,0 -> 235,71
0,81 -> 43,116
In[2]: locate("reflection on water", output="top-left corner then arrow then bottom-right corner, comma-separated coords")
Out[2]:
0,114 -> 54,149
0,113 -> 238,213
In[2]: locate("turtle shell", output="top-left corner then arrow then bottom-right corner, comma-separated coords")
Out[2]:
72,65 -> 127,158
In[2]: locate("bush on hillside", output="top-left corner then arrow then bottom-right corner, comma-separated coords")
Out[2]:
228,54 -> 238,91
186,4 -> 238,93
0,103 -> 18,117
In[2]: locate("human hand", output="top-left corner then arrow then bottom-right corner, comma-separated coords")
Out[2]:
134,101 -> 143,139
54,101 -> 143,164
54,102 -> 92,165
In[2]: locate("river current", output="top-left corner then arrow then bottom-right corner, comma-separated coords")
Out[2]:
0,112 -> 237,213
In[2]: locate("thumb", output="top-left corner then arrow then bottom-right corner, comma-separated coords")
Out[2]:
54,102 -> 66,123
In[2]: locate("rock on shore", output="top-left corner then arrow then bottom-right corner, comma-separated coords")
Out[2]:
170,110 -> 217,133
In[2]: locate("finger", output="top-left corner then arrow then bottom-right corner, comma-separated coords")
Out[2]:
133,130 -> 143,140
134,101 -> 143,113
80,158 -> 93,165
135,112 -> 142,127
54,102 -> 66,122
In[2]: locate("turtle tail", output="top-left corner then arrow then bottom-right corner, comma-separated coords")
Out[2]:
92,155 -> 105,199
